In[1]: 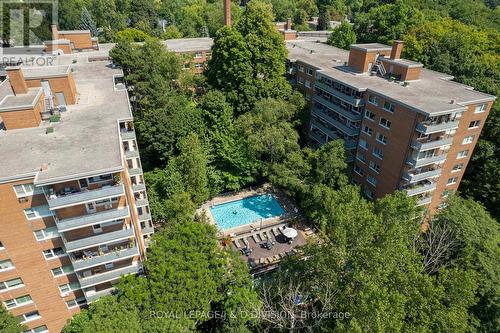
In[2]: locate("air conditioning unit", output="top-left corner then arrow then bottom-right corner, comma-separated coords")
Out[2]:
18,197 -> 28,203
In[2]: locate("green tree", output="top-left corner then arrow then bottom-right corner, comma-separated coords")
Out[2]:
62,297 -> 142,333
327,20 -> 356,49
0,305 -> 26,333
130,0 -> 158,31
115,28 -> 151,42
161,25 -> 183,39
207,1 -> 292,113
80,7 -> 98,36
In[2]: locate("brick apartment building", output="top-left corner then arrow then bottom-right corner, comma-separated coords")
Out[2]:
164,38 -> 213,74
0,49 -> 152,331
44,25 -> 99,55
287,39 -> 496,214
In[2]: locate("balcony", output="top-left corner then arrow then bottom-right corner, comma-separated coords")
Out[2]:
120,130 -> 136,141
128,168 -> 143,176
309,128 -> 357,150
315,81 -> 364,106
405,182 -> 437,197
79,263 -> 141,289
407,154 -> 447,168
416,196 -> 432,206
416,121 -> 459,134
135,198 -> 148,207
125,150 -> 139,159
411,137 -> 453,151
313,96 -> 363,122
85,287 -> 115,303
64,228 -> 135,252
132,183 -> 146,192
309,130 -> 327,145
403,168 -> 442,183
138,212 -> 151,222
72,246 -> 139,271
311,108 -> 359,137
57,208 -> 130,232
142,225 -> 154,235
47,185 -> 125,210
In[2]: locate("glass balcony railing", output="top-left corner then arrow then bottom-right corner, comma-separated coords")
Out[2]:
132,183 -> 146,192
416,121 -> 459,134
56,208 -> 130,232
411,137 -> 453,151
85,287 -> 115,303
315,81 -> 364,106
405,181 -> 437,197
407,154 -> 447,168
78,263 -> 141,289
402,168 -> 442,183
72,246 -> 139,271
47,184 -> 125,210
313,96 -> 363,121
64,228 -> 135,253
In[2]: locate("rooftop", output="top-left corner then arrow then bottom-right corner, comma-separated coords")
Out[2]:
59,30 -> 91,34
0,87 -> 42,111
22,65 -> 71,79
164,38 -> 214,53
286,40 -> 496,115
0,61 -> 132,184
351,43 -> 393,52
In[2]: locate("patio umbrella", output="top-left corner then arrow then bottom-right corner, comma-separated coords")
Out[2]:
282,227 -> 298,239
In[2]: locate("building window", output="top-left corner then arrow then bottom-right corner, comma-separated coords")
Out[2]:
306,67 -> 313,76
468,120 -> 480,129
0,277 -> 23,292
194,52 -> 202,58
66,297 -> 87,309
447,177 -> 458,185
457,150 -> 469,159
0,241 -> 4,249
383,101 -> 395,113
354,165 -> 364,176
13,184 -> 42,198
379,118 -> 391,129
298,65 -> 304,72
23,205 -> 53,220
474,103 -> 487,113
452,163 -> 464,172
367,175 -> 377,186
462,135 -> 474,144
24,325 -> 49,333
34,227 -> 59,241
365,110 -> 375,121
363,187 -> 373,199
87,174 -> 112,184
376,132 -> 387,145
43,247 -> 65,260
373,147 -> 384,160
305,80 -> 311,88
297,76 -> 304,84
368,95 -> 378,106
59,282 -> 80,296
18,310 -> 41,323
0,259 -> 14,272
369,161 -> 380,173
363,126 -> 373,136
356,152 -> 366,163
359,138 -> 369,150
4,295 -> 32,309
52,265 -> 74,277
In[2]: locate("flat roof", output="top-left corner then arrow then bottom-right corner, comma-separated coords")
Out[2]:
45,39 -> 71,45
164,38 -> 214,53
0,61 -> 132,184
286,40 -> 496,114
0,87 -> 42,111
59,30 -> 91,34
351,43 -> 393,52
22,65 -> 71,79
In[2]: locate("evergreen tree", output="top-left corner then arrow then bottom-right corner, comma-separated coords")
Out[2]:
80,7 -> 98,37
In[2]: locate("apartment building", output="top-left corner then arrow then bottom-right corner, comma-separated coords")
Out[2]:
165,38 -> 214,74
287,40 -> 496,214
44,25 -> 99,55
0,53 -> 152,332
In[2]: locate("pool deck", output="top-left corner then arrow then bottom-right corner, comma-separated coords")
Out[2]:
198,184 -> 301,237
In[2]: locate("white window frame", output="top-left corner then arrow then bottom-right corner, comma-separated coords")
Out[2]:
376,132 -> 387,145
359,138 -> 369,150
24,325 -> 49,333
0,277 -> 24,292
379,118 -> 391,129
13,184 -> 43,198
369,161 -> 380,173
356,152 -> 366,164
462,135 -> 474,144
452,163 -> 464,173
52,265 -> 74,277
66,297 -> 87,309
194,52 -> 202,59
474,103 -> 487,113
373,147 -> 384,160
367,175 -> 377,187
0,259 -> 14,272
4,295 -> 32,309
457,150 -> 469,159
354,165 -> 364,176
468,120 -> 480,129
19,310 -> 41,324
43,247 -> 66,260
23,205 -> 53,220
383,101 -> 395,113
363,126 -> 372,136
34,227 -> 60,241
368,95 -> 378,106
306,67 -> 313,76
364,110 -> 375,121
447,177 -> 458,186
59,282 -> 80,296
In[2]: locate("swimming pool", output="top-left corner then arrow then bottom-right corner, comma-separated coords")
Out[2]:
210,194 -> 285,230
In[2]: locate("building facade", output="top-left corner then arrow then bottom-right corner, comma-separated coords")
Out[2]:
287,40 -> 496,214
0,52 -> 152,332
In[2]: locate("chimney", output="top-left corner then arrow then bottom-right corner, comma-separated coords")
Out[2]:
6,66 -> 28,95
286,18 -> 292,30
224,0 -> 231,27
390,40 -> 404,60
51,24 -> 59,40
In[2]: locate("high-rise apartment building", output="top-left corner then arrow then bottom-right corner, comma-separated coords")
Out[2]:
287,39 -> 496,214
0,51 -> 152,332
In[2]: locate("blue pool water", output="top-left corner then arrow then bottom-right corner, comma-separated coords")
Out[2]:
210,194 -> 285,230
